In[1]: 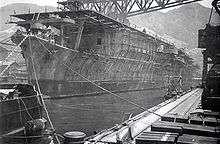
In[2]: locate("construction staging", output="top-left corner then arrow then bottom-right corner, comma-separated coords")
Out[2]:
7,0 -> 201,97
0,0 -> 219,144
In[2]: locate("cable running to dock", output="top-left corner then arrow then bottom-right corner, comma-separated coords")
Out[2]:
28,35 -> 61,144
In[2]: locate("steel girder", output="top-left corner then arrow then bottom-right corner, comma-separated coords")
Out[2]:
59,0 -> 202,21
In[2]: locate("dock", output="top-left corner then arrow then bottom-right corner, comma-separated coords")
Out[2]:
86,88 -> 220,144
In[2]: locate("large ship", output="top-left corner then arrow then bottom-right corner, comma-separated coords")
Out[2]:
8,0 -> 198,135
86,1 -> 220,143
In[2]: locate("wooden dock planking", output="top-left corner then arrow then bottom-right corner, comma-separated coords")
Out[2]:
87,89 -> 220,144
133,88 -> 220,144
87,89 -> 203,143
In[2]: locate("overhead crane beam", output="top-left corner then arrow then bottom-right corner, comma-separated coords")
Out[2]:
58,0 -> 202,21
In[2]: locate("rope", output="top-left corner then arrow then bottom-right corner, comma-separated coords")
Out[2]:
17,99 -> 24,127
0,94 -> 40,102
0,35 -> 28,76
28,35 -> 61,144
17,98 -> 29,144
28,36 -> 42,95
208,7 -> 213,24
2,134 -> 44,139
19,98 -> 34,120
0,63 -> 13,76
2,35 -> 28,64
36,35 -> 163,117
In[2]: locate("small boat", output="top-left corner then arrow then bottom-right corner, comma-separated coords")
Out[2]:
0,83 -> 54,144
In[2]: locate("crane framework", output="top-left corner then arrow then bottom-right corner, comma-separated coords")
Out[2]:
58,0 -> 202,22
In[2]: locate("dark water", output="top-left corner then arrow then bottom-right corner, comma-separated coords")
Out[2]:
45,89 -> 166,136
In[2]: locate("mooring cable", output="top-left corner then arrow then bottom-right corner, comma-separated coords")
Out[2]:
0,35 -> 28,76
28,35 -> 61,144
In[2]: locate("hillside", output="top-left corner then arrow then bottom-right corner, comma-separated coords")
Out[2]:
130,3 -> 210,47
129,3 -> 211,68
0,3 -> 56,31
0,3 -> 56,63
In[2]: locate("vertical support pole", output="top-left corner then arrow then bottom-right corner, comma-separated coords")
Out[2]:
60,25 -> 64,46
202,50 -> 208,86
74,20 -> 85,50
57,0 -> 60,11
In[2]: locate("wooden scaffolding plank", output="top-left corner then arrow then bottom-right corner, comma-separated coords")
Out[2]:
204,117 -> 220,127
203,111 -> 220,119
161,114 -> 220,127
151,121 -> 220,137
177,134 -> 220,144
189,117 -> 204,125
74,20 -> 85,50
136,131 -> 179,144
161,114 -> 189,123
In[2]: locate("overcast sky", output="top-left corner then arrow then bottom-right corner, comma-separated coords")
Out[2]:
0,0 -> 213,8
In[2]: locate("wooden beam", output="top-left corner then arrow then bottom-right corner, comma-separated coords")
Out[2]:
10,17 -> 75,27
74,20 -> 85,50
177,134 -> 220,144
60,25 -> 64,46
151,121 -> 220,137
136,131 -> 179,144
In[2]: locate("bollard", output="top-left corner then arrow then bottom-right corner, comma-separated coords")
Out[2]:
63,131 -> 86,144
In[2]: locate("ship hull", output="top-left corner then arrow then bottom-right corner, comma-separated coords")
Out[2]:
30,79 -> 163,96
11,34 -> 168,96
11,32 -> 170,136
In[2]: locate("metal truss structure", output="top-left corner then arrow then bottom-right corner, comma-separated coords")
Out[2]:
58,0 -> 202,22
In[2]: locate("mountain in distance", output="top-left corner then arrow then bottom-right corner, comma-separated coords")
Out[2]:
0,26 -> 25,63
0,3 -> 57,31
0,2 -> 212,73
129,3 -> 212,70
0,3 -> 57,63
